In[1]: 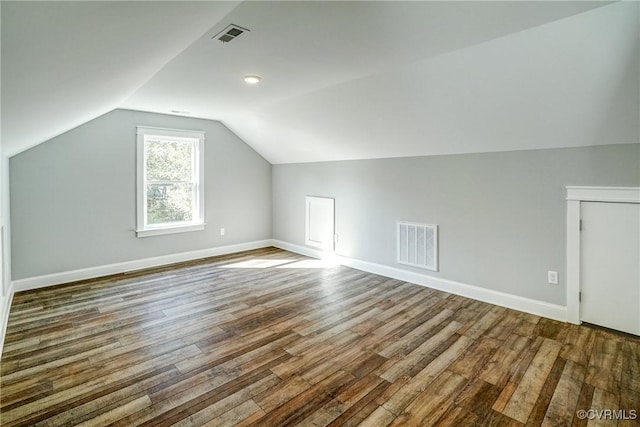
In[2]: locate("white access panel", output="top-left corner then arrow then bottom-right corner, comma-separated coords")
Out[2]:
580,201 -> 640,335
305,196 -> 335,251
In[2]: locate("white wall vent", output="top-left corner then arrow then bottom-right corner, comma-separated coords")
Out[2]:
397,221 -> 438,271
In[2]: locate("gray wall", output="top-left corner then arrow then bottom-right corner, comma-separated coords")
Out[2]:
11,109 -> 272,279
272,144 -> 640,305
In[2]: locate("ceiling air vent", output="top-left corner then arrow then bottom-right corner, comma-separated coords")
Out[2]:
214,24 -> 250,43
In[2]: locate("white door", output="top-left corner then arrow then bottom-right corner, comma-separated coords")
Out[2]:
305,196 -> 335,251
580,201 -> 640,335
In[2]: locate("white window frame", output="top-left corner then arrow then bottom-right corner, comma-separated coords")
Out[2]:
136,126 -> 205,238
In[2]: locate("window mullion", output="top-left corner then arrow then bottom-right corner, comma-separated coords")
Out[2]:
146,180 -> 191,185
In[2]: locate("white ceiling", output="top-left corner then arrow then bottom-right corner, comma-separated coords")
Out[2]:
2,1 -> 638,163
1,1 -> 240,157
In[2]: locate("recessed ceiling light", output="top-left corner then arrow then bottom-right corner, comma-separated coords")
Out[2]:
244,75 -> 261,84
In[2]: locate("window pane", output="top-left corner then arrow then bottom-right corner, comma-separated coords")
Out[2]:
145,140 -> 194,181
146,183 -> 194,225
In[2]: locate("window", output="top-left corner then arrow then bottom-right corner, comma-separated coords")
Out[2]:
136,126 -> 205,237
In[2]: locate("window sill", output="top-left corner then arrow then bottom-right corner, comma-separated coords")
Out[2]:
136,223 -> 205,238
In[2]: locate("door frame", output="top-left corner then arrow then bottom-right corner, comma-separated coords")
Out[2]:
565,186 -> 640,324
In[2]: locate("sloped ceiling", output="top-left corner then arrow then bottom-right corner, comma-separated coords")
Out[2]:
2,1 -> 638,163
1,1 -> 240,157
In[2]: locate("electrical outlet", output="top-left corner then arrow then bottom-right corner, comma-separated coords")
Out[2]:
547,270 -> 558,285
220,228 -> 225,236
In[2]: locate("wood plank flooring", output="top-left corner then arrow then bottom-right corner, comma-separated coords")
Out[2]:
1,247 -> 639,426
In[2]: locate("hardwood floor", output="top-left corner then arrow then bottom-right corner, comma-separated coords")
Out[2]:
1,247 -> 638,426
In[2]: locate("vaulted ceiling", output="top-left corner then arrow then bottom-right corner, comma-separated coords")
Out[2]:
2,1 -> 638,163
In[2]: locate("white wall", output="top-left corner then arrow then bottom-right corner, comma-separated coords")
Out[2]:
272,144 -> 640,306
10,109 -> 272,280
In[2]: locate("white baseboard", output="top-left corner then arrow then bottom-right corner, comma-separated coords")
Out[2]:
0,283 -> 15,360
12,240 -> 273,292
271,239 -> 324,259
272,239 -> 568,322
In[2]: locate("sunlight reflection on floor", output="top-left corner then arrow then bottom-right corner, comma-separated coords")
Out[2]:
276,259 -> 340,269
220,256 -> 340,269
221,259 -> 296,269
